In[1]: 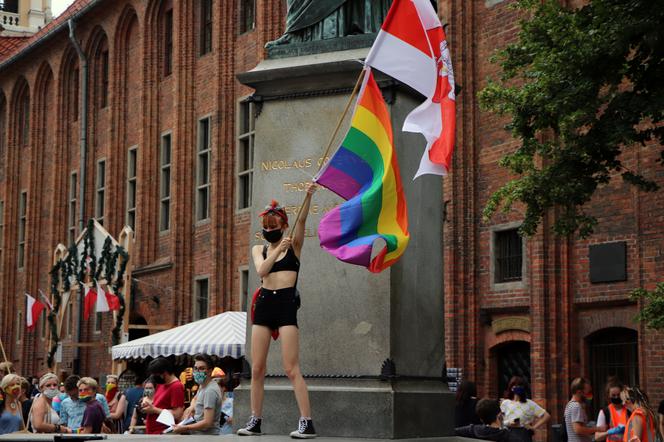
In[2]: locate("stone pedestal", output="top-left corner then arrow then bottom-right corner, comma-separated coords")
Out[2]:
236,48 -> 453,438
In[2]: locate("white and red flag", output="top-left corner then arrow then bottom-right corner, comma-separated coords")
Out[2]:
365,0 -> 456,178
95,281 -> 120,312
25,293 -> 46,331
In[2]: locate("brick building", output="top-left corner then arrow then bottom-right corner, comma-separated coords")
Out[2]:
442,0 -> 664,429
0,0 -> 284,378
0,0 -> 661,428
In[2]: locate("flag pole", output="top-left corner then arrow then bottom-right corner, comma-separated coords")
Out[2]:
0,336 -> 10,369
287,67 -> 367,237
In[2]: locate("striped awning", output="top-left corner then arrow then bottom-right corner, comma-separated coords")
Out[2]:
111,311 -> 246,360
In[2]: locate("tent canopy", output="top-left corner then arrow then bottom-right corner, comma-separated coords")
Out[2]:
112,311 -> 246,360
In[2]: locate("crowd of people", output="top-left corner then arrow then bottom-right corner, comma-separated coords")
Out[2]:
454,376 -> 664,442
0,355 -> 234,436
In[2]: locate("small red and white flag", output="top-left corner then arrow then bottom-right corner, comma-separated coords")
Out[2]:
365,0 -> 456,178
95,282 -> 120,312
25,293 -> 46,331
83,284 -> 97,320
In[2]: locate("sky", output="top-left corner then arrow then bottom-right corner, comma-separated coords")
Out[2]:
51,0 -> 76,17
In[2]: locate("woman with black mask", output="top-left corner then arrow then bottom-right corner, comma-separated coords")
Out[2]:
238,183 -> 318,439
595,378 -> 629,442
500,376 -> 550,442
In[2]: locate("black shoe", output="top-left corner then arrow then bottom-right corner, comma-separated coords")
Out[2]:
290,418 -> 316,439
237,416 -> 262,436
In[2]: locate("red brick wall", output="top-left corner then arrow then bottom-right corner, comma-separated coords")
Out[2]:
0,0 -> 285,379
444,0 -> 664,433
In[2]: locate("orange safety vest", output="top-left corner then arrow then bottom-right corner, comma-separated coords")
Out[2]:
624,408 -> 656,442
608,404 -> 629,428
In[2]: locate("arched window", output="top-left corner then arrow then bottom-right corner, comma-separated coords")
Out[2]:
17,84 -> 29,147
95,39 -> 109,108
588,328 -> 638,412
495,341 -> 531,398
0,94 -> 6,176
160,1 -> 173,76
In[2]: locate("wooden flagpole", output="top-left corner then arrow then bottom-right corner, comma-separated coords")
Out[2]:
287,67 -> 367,237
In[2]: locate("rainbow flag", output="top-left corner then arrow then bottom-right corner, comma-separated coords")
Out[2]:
315,69 -> 409,273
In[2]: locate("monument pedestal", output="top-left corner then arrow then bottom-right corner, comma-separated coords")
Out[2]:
236,47 -> 453,439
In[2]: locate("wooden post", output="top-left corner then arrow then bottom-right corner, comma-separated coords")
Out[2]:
113,226 -> 134,375
49,244 -> 68,374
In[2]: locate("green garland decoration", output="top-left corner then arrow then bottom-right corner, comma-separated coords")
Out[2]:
46,219 -> 131,365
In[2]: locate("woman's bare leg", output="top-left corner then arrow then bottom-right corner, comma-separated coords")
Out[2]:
279,325 -> 311,417
250,325 -> 272,417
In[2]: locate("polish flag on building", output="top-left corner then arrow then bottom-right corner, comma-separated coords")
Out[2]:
365,0 -> 456,178
83,284 -> 97,320
25,293 -> 46,331
96,282 -> 120,312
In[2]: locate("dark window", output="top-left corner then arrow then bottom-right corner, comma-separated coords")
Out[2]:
160,134 -> 171,231
100,49 -> 109,108
17,191 -> 26,269
164,9 -> 173,76
126,147 -> 138,230
19,89 -> 29,147
195,278 -> 209,320
68,172 -> 77,245
588,328 -> 638,413
196,117 -> 211,221
96,160 -> 106,225
239,0 -> 255,34
240,269 -> 249,312
70,66 -> 79,121
495,229 -> 523,283
200,0 -> 213,55
237,101 -> 254,210
0,1 -> 19,13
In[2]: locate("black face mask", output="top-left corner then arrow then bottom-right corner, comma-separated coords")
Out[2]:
610,397 -> 623,405
262,229 -> 283,243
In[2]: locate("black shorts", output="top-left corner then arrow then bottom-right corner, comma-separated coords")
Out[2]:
253,287 -> 299,330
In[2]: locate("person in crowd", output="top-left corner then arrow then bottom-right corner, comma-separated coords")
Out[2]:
219,373 -> 234,435
174,354 -> 222,435
18,377 -> 33,428
500,376 -> 550,442
455,398 -> 510,442
595,378 -> 630,442
105,375 -> 120,414
30,377 -> 39,399
565,378 -> 601,442
621,386 -> 660,442
110,375 -> 144,434
455,380 -> 481,427
238,184 -> 318,438
77,378 -> 106,434
143,357 -> 185,434
59,375 -> 111,432
0,374 -> 25,434
31,373 -> 70,433
128,378 -> 155,434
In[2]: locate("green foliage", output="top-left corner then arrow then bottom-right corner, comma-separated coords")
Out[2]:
479,0 -> 664,237
630,283 -> 664,330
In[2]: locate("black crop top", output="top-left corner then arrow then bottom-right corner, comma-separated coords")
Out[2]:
263,245 -> 300,274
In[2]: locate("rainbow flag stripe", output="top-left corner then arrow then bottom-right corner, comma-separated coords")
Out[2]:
316,69 -> 409,273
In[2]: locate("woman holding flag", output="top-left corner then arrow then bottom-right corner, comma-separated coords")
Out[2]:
238,183 -> 317,439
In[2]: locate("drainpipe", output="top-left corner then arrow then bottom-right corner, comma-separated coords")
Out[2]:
68,18 -> 88,374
